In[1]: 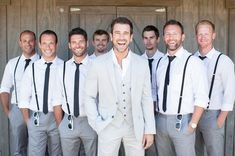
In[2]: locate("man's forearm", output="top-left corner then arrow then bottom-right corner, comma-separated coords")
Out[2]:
20,108 -> 29,124
0,92 -> 10,116
190,106 -> 204,124
53,105 -> 63,126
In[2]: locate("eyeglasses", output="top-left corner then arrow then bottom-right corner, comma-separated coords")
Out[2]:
175,114 -> 182,131
67,115 -> 73,130
33,112 -> 40,126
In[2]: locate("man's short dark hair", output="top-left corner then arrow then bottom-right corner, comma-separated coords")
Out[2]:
92,29 -> 109,41
39,30 -> 58,43
163,19 -> 184,35
20,30 -> 36,41
69,27 -> 87,42
142,25 -> 160,38
110,17 -> 133,34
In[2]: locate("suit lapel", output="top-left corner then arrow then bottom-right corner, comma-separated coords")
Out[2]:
130,53 -> 138,104
106,54 -> 118,99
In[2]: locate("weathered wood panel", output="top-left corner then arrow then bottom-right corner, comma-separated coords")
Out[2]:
20,0 -> 37,32
7,0 -> 21,59
56,0 -> 180,6
226,0 -> 235,8
0,5 -> 9,156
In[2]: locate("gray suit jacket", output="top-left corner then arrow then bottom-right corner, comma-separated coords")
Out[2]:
84,50 -> 156,141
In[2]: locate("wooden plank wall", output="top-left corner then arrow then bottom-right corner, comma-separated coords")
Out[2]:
0,0 -> 234,155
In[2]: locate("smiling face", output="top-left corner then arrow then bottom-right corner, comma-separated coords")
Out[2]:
19,32 -> 36,57
110,23 -> 133,54
69,34 -> 87,58
39,34 -> 57,61
92,34 -> 109,54
163,24 -> 185,55
196,24 -> 215,52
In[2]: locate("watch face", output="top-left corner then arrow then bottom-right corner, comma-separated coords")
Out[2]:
191,123 -> 197,129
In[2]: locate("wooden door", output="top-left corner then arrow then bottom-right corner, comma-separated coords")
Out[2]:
69,6 -> 167,55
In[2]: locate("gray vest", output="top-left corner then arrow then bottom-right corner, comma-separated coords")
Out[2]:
112,65 -> 133,127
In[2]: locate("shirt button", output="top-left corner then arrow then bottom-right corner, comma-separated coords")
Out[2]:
123,107 -> 126,109
123,92 -> 125,94
122,84 -> 125,87
112,115 -> 114,118
124,114 -> 126,117
116,102 -> 118,105
123,99 -> 125,102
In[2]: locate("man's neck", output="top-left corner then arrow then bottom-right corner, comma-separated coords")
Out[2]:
23,51 -> 36,59
146,48 -> 157,58
114,49 -> 129,68
74,53 -> 87,63
199,45 -> 213,56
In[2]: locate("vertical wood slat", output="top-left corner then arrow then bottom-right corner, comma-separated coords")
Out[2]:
0,5 -> 9,156
7,0 -> 21,59
20,0 -> 37,32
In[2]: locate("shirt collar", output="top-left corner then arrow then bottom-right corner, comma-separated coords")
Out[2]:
40,56 -> 58,65
21,53 -> 39,60
143,49 -> 161,59
70,54 -> 89,66
196,47 -> 216,59
111,48 -> 132,67
166,46 -> 184,58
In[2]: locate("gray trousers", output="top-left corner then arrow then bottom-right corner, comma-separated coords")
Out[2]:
9,104 -> 28,156
58,114 -> 97,156
195,110 -> 224,156
155,113 -> 195,156
27,112 -> 62,156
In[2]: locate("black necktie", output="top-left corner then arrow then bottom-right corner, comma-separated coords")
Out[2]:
74,62 -> 82,117
148,58 -> 154,82
43,62 -> 52,114
162,56 -> 176,112
24,59 -> 31,71
199,56 -> 207,60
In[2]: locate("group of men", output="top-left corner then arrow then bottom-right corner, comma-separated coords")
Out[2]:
0,17 -> 234,156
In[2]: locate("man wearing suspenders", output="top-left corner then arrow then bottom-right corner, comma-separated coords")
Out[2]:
19,30 -> 63,156
0,30 -> 40,156
141,25 -> 164,156
53,27 -> 97,156
155,19 -> 209,156
194,20 -> 235,156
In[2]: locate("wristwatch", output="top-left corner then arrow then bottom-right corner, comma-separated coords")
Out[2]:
190,122 -> 197,129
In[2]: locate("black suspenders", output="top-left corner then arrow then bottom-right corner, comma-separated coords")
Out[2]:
177,55 -> 192,114
207,53 -> 223,109
32,63 -> 40,111
13,56 -> 21,105
63,61 -> 71,115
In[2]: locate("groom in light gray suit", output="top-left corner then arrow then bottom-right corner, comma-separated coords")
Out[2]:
85,17 -> 156,156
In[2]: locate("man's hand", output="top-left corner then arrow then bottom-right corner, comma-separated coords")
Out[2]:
142,134 -> 154,149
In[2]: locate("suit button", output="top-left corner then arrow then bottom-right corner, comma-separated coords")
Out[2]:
116,102 -> 118,105
123,107 -> 126,109
124,114 -> 126,117
123,99 -> 125,102
112,115 -> 114,118
123,92 -> 125,94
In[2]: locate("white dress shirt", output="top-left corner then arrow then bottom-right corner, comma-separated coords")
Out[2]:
112,49 -> 131,79
53,55 -> 91,116
142,50 -> 164,101
18,57 -> 63,112
89,53 -> 97,60
195,48 -> 235,111
156,47 -> 209,115
0,53 -> 40,104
